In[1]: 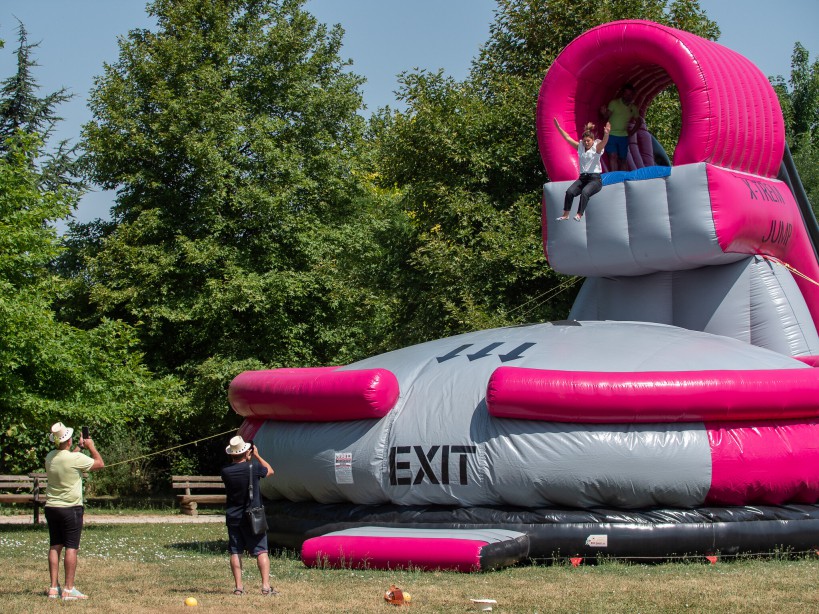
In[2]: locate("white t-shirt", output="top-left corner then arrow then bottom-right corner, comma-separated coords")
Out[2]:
577,141 -> 603,174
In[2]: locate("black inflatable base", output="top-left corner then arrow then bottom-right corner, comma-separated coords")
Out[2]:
266,501 -> 819,561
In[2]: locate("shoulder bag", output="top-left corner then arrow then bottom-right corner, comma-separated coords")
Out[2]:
245,461 -> 268,535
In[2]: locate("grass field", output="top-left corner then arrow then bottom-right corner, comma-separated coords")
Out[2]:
1,521 -> 818,613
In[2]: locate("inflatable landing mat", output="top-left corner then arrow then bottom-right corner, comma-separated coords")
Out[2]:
301,526 -> 529,572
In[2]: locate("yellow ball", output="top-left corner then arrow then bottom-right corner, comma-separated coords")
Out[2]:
184,597 -> 198,607
403,592 -> 412,603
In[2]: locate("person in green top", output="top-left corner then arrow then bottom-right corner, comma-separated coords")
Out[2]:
599,83 -> 640,171
44,422 -> 104,601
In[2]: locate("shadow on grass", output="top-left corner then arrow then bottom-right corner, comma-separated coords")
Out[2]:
167,585 -> 231,596
167,540 -> 228,554
0,523 -> 139,536
0,524 -> 45,533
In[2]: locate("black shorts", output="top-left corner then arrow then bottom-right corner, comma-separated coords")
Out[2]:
227,521 -> 268,556
45,506 -> 84,549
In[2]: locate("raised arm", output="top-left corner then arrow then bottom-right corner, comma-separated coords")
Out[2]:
253,446 -> 274,477
596,122 -> 611,153
81,438 -> 105,471
553,117 -> 579,148
627,113 -> 643,137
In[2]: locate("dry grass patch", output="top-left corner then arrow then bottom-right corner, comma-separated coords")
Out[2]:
1,523 -> 817,613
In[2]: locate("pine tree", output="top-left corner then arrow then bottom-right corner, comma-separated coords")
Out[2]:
0,22 -> 81,190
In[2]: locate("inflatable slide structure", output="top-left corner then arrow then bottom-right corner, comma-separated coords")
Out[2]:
229,20 -> 819,566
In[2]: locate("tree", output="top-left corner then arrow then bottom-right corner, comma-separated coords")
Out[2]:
0,132 -> 187,476
67,0 -> 386,461
0,29 -> 186,481
368,0 -> 719,344
771,43 -> 819,214
0,22 -> 82,190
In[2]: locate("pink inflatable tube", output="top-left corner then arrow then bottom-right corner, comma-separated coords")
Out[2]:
228,367 -> 400,421
537,20 -> 784,181
486,367 -> 819,423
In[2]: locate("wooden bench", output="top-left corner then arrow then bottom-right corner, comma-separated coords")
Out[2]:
0,473 -> 47,523
172,475 -> 225,516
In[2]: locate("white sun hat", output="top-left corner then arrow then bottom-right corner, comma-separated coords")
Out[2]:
49,422 -> 74,444
225,435 -> 251,456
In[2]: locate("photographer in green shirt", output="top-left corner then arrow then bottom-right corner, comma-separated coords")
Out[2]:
44,422 -> 104,601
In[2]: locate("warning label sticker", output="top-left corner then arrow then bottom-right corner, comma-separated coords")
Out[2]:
334,452 -> 353,484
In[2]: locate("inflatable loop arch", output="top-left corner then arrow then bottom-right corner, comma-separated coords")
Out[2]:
537,19 -> 785,181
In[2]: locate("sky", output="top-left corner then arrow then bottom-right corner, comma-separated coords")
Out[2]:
0,0 -> 817,226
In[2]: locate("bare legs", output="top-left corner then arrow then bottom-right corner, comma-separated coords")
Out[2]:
607,152 -> 629,172
230,553 -> 244,592
48,545 -> 62,588
64,549 -> 78,589
48,546 -> 79,590
257,552 -> 270,591
230,552 -> 271,594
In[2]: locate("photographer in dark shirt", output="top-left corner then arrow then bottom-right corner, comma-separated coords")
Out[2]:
220,436 -> 277,596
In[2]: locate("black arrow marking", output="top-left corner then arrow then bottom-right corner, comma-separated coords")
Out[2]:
436,344 -> 473,363
499,342 -> 536,362
467,342 -> 504,361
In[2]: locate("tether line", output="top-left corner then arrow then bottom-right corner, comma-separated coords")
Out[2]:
761,254 -> 819,287
506,275 -> 580,317
102,427 -> 238,469
515,275 -> 581,320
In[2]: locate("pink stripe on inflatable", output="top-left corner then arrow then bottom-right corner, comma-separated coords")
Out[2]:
237,418 -> 264,442
795,356 -> 819,367
486,367 -> 819,423
538,20 -> 784,181
706,165 -> 819,329
706,420 -> 819,505
301,535 -> 485,572
228,367 -> 399,421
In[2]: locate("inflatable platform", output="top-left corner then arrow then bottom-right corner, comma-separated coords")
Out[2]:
229,20 -> 819,564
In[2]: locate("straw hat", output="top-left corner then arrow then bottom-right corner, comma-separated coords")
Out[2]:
225,435 -> 251,456
49,422 -> 74,444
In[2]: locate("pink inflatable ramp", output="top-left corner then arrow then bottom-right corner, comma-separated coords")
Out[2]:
228,367 -> 399,421
301,527 -> 529,572
486,367 -> 819,423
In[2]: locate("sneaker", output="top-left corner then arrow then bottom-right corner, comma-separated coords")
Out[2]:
62,587 -> 88,601
47,586 -> 61,599
555,216 -> 569,221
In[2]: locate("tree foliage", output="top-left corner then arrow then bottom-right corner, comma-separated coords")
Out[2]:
0,133 -> 187,475
0,22 -> 82,190
0,29 -> 186,479
66,0 -> 389,466
772,43 -> 819,214
367,0 -> 718,344
7,0 -> 818,484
